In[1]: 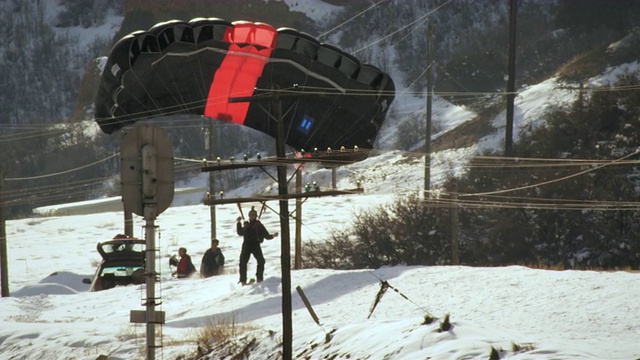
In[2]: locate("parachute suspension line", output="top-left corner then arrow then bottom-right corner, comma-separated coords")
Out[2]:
164,47 -> 217,115
331,93 -> 379,147
305,89 -> 342,147
155,53 -> 195,115
193,45 -> 212,109
325,94 -> 362,147
279,98 -> 300,149
128,67 -> 164,118
238,201 -> 280,222
153,65 -> 190,115
153,47 -> 235,114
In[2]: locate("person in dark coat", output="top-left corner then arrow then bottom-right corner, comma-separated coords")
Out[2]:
175,247 -> 196,278
236,207 -> 278,284
200,239 -> 225,278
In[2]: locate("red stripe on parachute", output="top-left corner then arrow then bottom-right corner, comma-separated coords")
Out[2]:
204,22 -> 276,124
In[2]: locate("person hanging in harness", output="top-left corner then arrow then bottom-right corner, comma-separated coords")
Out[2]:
236,206 -> 278,285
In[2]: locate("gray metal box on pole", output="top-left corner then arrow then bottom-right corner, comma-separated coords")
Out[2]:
120,125 -> 174,216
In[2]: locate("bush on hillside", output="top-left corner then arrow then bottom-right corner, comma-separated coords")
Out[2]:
303,193 -> 452,269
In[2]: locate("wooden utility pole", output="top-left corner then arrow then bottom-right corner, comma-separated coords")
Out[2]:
295,170 -> 302,269
424,22 -> 433,195
273,96 -> 293,360
450,192 -> 459,265
207,119 -> 217,241
0,168 -> 9,297
505,0 -> 518,157
124,205 -> 134,237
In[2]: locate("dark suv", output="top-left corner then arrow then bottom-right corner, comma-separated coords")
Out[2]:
84,238 -> 146,291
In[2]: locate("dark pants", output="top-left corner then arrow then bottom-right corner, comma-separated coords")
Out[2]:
239,241 -> 265,283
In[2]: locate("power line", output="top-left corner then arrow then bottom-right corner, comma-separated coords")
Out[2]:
317,0 -> 389,40
458,149 -> 640,198
353,0 -> 455,54
5,153 -> 119,181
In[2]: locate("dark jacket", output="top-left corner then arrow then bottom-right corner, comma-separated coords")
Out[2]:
200,247 -> 225,278
237,220 -> 274,244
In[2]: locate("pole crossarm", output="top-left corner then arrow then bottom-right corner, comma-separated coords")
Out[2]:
203,188 -> 364,206
201,148 -> 372,172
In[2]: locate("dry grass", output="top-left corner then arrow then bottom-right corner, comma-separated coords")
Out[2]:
430,105 -> 503,153
512,342 -> 536,353
526,263 -> 639,273
115,325 -> 145,341
191,315 -> 257,352
555,44 -> 610,82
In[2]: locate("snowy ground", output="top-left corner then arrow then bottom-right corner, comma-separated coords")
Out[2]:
3,139 -> 640,359
2,196 -> 640,359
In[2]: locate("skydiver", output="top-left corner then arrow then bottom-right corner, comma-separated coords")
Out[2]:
236,207 -> 278,285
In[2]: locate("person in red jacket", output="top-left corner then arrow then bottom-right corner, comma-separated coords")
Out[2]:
236,207 -> 278,285
174,247 -> 196,278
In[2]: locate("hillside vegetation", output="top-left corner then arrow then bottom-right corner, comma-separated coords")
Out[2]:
306,72 -> 640,270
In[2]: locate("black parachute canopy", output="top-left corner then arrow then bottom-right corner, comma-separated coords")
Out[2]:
94,18 -> 395,151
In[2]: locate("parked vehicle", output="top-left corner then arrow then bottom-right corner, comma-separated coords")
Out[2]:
84,238 -> 146,291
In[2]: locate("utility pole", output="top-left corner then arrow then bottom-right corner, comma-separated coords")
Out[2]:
272,95 -> 293,360
121,125 -> 173,360
450,192 -> 459,265
295,169 -> 302,269
124,205 -> 133,237
505,0 -> 518,157
0,168 -> 9,297
424,22 -> 433,195
227,91 -> 293,359
207,119 -> 217,241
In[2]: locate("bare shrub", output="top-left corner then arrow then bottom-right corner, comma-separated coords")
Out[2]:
303,192 -> 452,269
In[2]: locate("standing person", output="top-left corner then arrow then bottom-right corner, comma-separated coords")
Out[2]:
200,239 -> 225,278
236,207 -> 278,285
175,247 -> 196,278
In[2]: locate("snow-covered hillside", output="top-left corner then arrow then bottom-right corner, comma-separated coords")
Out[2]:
3,190 -> 640,359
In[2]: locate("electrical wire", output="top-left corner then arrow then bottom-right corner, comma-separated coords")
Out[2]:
5,153 -> 119,181
353,0 -> 455,54
317,0 -> 388,40
5,146 -> 640,215
458,149 -> 640,198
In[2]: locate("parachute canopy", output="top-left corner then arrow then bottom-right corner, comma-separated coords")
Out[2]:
94,18 -> 395,151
